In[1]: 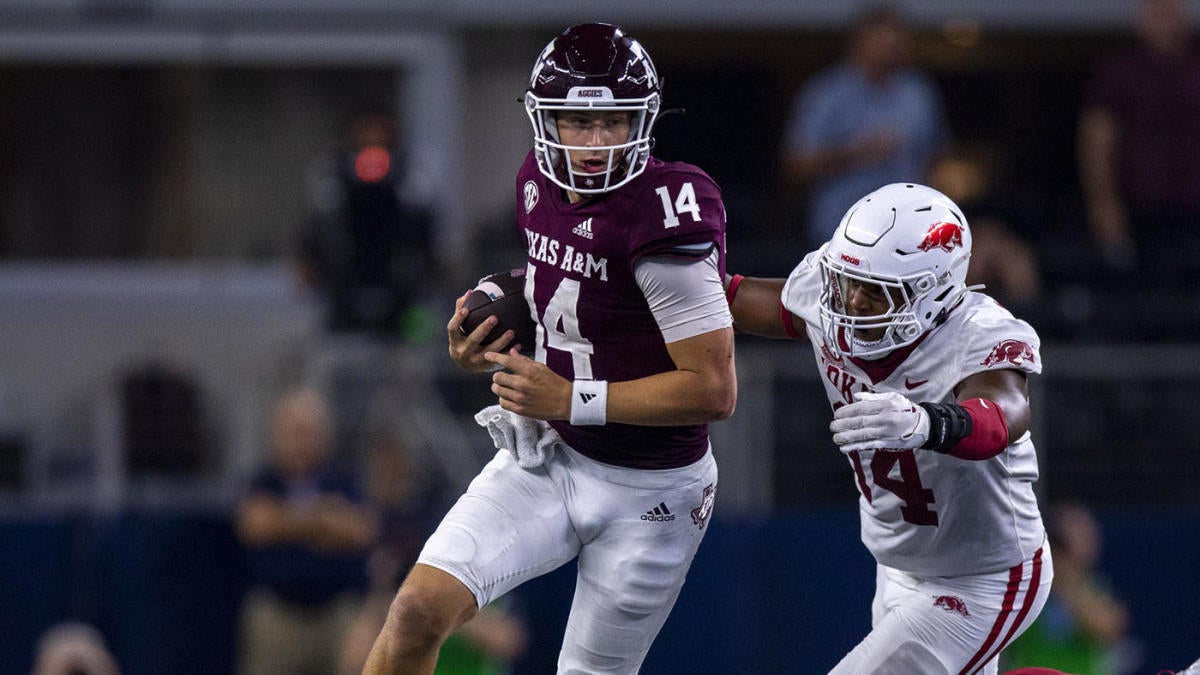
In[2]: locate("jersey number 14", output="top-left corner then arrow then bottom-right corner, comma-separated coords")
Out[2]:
850,449 -> 939,526
655,182 -> 701,229
523,265 -> 595,379
521,181 -> 704,377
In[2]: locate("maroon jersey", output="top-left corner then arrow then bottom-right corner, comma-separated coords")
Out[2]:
515,151 -> 727,469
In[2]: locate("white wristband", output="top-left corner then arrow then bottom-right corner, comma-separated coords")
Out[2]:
570,379 -> 608,426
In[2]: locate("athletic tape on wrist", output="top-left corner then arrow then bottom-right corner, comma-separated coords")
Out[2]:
570,379 -> 608,426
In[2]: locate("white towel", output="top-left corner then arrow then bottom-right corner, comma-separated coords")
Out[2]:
474,405 -> 562,469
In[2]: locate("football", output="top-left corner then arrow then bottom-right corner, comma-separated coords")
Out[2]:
460,268 -> 537,349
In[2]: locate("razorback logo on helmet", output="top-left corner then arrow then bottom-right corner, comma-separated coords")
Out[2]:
981,339 -> 1036,367
917,221 -> 964,252
933,595 -> 970,617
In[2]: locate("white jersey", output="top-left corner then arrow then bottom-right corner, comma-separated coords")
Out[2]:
783,249 -> 1045,577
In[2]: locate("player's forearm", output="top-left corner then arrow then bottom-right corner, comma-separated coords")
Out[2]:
727,275 -> 796,338
606,365 -> 736,426
603,327 -> 736,426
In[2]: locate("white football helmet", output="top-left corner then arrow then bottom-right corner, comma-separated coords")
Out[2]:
819,183 -> 973,359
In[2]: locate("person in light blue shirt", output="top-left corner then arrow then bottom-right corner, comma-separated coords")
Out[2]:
784,5 -> 948,249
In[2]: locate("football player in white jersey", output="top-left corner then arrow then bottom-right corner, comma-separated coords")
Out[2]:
727,183 -> 1052,674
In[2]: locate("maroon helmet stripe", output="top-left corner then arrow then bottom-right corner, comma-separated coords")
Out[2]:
969,546 -> 1045,675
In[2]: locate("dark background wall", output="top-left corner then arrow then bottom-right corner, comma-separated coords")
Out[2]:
3,509 -> 1195,674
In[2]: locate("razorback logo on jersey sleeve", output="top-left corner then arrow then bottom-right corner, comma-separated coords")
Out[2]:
980,339 -> 1035,367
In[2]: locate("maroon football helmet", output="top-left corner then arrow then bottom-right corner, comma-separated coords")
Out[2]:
524,23 -> 661,194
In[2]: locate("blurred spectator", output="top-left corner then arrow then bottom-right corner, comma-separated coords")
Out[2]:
298,109 -> 438,340
31,622 -> 121,675
928,149 -> 1042,313
1078,0 -> 1200,274
782,4 -> 948,249
1002,502 -> 1133,675
337,426 -> 527,675
965,210 -> 1041,307
234,388 -> 378,675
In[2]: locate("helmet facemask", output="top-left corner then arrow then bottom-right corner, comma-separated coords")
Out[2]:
819,257 -> 942,358
525,88 -> 660,194
816,182 -> 974,360
524,23 -> 663,195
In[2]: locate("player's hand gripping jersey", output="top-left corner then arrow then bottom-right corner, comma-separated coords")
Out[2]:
516,151 -> 726,470
783,247 -> 1044,577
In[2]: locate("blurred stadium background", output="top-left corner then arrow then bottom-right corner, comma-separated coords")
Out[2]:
0,1 -> 1198,673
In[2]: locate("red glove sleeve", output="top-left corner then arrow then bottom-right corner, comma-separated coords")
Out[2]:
724,273 -> 744,304
950,398 -> 1009,460
781,304 -> 803,339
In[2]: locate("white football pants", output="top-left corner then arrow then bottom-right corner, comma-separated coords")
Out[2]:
419,443 -> 718,674
830,543 -> 1052,675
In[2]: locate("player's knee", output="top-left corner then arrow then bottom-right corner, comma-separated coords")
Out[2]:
884,641 -> 950,675
611,557 -> 684,617
612,581 -> 671,618
383,587 -> 465,652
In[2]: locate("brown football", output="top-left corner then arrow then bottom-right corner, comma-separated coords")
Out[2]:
460,268 -> 537,349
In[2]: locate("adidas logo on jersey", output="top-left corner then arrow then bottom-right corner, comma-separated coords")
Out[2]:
571,217 -> 594,239
641,502 -> 675,522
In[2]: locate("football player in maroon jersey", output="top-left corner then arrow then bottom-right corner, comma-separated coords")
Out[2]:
364,23 -> 736,674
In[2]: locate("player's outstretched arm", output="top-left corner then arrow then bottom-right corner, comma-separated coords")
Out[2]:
830,369 -> 1031,459
725,275 -> 804,339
